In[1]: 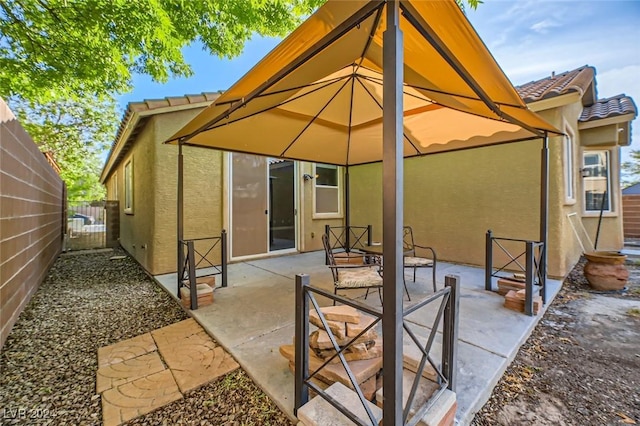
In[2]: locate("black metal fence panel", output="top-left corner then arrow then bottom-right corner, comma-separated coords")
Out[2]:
65,200 -> 108,251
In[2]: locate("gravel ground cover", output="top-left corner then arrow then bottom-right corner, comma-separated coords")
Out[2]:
0,249 -> 293,425
472,257 -> 640,425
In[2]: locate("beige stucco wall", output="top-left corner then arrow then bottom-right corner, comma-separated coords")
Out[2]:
116,122 -> 156,272
104,108 -> 224,275
578,145 -> 624,252
102,100 -> 625,277
152,110 -> 223,275
349,138 -> 559,273
348,101 -> 624,279
299,162 -> 344,252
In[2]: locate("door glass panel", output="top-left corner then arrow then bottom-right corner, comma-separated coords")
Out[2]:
231,154 -> 268,257
269,159 -> 295,251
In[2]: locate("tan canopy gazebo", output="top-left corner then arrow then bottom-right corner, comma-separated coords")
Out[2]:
168,0 -> 560,423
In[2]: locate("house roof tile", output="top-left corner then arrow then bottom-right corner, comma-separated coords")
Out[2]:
579,94 -> 637,122
515,65 -> 594,103
101,92 -> 220,182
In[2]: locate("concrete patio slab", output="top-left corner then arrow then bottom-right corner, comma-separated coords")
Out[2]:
403,280 -> 561,359
193,277 -> 296,348
400,322 -> 509,426
154,250 -> 562,425
232,323 -> 297,413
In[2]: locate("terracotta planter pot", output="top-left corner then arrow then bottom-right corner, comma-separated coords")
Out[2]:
583,251 -> 628,291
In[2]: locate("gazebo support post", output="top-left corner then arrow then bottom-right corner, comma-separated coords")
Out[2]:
540,133 -> 549,303
382,1 -> 404,424
177,139 -> 184,297
345,165 -> 350,250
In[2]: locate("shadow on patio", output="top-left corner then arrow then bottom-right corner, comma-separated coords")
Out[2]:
155,250 -> 561,425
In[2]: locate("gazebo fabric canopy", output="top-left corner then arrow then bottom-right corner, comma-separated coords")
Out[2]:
168,0 -> 559,165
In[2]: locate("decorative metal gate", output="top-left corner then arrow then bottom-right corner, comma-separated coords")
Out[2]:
65,200 -> 119,251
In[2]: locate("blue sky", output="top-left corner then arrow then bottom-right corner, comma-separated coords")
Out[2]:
117,0 -> 640,160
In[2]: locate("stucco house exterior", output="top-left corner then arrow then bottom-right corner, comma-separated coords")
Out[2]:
100,94 -> 345,275
350,65 -> 636,277
101,65 -> 636,278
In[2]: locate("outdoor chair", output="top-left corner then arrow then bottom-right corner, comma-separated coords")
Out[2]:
375,257 -> 413,302
324,225 -> 372,265
322,233 -> 383,304
403,226 -> 438,293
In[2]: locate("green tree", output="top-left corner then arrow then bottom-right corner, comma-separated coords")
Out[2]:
10,96 -> 119,200
0,0 -> 322,102
1,0 -> 323,199
622,150 -> 640,187
2,0 -> 478,200
0,0 -> 479,102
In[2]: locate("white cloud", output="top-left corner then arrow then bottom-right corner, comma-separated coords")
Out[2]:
468,1 -> 640,163
598,65 -> 640,163
597,65 -> 640,99
530,19 -> 560,34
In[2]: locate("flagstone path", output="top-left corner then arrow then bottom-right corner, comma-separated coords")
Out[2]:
96,318 -> 239,426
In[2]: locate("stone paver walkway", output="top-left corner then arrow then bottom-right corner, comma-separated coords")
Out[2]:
96,318 -> 239,426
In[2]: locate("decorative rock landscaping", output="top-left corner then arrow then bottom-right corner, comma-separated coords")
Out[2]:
0,249 -> 293,425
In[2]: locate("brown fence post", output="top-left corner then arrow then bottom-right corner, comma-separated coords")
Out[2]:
105,200 -> 120,248
294,274 -> 310,415
443,274 -> 460,392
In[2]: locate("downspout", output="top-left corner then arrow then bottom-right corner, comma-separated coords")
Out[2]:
540,133 -> 549,303
177,139 -> 184,296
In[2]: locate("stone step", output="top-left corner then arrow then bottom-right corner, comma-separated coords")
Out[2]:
497,278 -> 526,295
375,369 -> 456,426
179,284 -> 213,308
279,344 -> 382,391
297,382 -> 383,426
504,290 -> 541,314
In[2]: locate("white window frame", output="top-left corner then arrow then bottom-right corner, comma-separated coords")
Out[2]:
582,149 -> 612,215
563,123 -> 576,204
312,164 -> 343,219
124,158 -> 134,214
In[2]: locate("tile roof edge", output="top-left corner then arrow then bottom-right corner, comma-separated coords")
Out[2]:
102,92 -> 221,182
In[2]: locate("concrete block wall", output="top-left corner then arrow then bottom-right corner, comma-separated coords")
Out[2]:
623,194 -> 640,238
0,98 -> 64,348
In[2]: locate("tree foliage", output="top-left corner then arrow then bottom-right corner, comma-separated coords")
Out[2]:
10,96 -> 119,201
622,150 -> 640,187
1,0 -> 479,201
0,0 -> 323,102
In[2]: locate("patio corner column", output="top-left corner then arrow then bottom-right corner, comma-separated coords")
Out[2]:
540,133 -> 549,303
382,1 -> 404,425
177,139 -> 184,295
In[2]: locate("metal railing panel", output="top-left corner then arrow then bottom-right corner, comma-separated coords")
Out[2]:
294,273 -> 460,425
485,230 -> 546,316
178,230 -> 228,310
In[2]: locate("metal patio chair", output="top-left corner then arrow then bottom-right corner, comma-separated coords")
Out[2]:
322,233 -> 383,304
324,225 -> 372,265
403,226 -> 438,293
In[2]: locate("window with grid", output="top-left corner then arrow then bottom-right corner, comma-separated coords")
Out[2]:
314,164 -> 341,217
583,150 -> 611,212
124,159 -> 133,214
